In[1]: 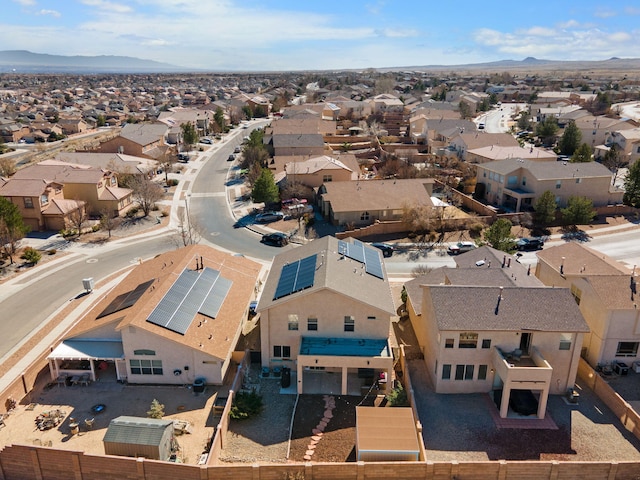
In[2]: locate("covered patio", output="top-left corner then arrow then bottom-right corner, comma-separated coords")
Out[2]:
47,339 -> 126,384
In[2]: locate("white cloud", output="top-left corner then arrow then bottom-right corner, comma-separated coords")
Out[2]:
12,0 -> 36,5
557,20 -> 579,29
36,9 -> 61,17
594,8 -> 616,19
79,0 -> 132,14
625,7 -> 640,15
378,28 -> 419,38
519,26 -> 556,37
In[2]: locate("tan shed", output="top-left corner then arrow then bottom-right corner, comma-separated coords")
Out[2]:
103,416 -> 174,460
355,406 -> 421,462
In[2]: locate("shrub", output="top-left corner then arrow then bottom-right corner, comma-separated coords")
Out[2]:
47,249 -> 56,255
91,224 -> 101,232
468,222 -> 485,237
126,206 -> 139,218
386,382 -> 409,407
166,179 -> 179,187
161,208 -> 170,217
21,247 -> 42,265
230,390 -> 263,420
147,399 -> 165,419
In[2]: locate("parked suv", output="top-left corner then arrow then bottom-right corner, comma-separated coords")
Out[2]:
261,232 -> 289,247
371,242 -> 394,257
516,237 -> 544,251
448,241 -> 476,255
255,211 -> 285,223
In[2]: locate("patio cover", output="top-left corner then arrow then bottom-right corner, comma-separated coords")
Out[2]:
356,406 -> 420,461
48,339 -> 124,360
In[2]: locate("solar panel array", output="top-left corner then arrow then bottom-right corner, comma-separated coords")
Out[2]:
273,254 -> 318,300
97,279 -> 154,319
147,267 -> 232,335
337,239 -> 385,280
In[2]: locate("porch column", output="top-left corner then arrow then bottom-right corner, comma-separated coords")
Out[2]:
341,366 -> 348,395
48,359 -> 58,380
537,386 -> 549,419
500,387 -> 510,418
297,363 -> 304,394
516,197 -> 522,212
90,359 -> 97,381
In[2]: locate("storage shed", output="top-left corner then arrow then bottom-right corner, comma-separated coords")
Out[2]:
355,406 -> 421,462
103,416 -> 174,460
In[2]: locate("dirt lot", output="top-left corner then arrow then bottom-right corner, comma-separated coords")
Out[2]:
0,371 -> 228,464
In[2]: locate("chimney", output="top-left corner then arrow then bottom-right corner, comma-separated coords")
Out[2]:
560,257 -> 565,275
495,287 -> 504,315
507,258 -> 511,268
502,256 -> 506,268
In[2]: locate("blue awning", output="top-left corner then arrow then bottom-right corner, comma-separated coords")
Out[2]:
299,337 -> 390,357
48,339 -> 124,360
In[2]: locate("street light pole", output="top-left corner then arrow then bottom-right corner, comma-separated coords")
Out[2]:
184,194 -> 192,245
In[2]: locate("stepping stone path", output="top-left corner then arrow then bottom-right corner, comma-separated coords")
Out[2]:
304,395 -> 335,461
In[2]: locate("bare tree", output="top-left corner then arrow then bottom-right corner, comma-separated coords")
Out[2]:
100,209 -> 122,238
401,202 -> 434,242
411,264 -> 432,277
129,176 -> 164,216
157,147 -> 177,185
68,201 -> 89,236
0,157 -> 16,177
173,208 -> 205,246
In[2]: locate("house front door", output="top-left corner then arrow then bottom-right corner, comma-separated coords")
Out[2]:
520,333 -> 532,356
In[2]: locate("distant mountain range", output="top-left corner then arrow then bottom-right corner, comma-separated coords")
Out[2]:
0,50 -> 189,74
1,50 -> 640,74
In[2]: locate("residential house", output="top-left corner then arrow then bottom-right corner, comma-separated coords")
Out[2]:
370,94 -> 405,114
48,245 -> 262,386
257,236 -> 396,395
283,154 -> 360,188
475,158 -> 622,212
57,118 -> 89,135
319,178 -> 435,227
404,246 -> 588,419
574,114 -> 636,148
56,152 -> 158,178
272,133 -> 326,157
12,160 -> 133,217
0,122 -> 29,143
449,133 -> 520,161
157,107 -> 211,140
96,123 -> 168,160
535,243 -> 638,368
0,178 -> 84,231
466,145 -> 557,164
608,128 -> 640,166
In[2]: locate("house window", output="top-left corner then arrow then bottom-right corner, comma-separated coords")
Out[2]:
478,365 -> 488,380
445,338 -> 454,349
507,175 -> 518,186
570,284 -> 582,305
40,195 -> 48,206
24,197 -> 34,209
442,364 -> 451,380
576,178 -> 582,184
344,316 -> 355,332
482,339 -> 491,349
111,177 -> 117,186
522,177 -> 527,186
307,317 -> 318,331
556,180 -> 562,189
323,175 -> 332,182
360,211 -> 370,221
367,316 -> 376,321
559,340 -> 572,350
288,314 -> 299,331
464,365 -> 474,380
455,365 -> 464,380
130,359 -> 163,375
459,332 -> 478,348
133,349 -> 156,356
273,345 -> 291,358
616,342 -> 639,357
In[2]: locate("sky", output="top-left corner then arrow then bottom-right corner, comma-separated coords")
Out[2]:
3,0 -> 640,71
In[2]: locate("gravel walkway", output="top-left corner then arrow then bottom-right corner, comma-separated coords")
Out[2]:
219,366 -> 296,463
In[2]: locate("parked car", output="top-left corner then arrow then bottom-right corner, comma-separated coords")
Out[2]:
200,138 -> 212,144
234,146 -> 241,153
261,232 -> 289,247
177,153 -> 189,162
227,154 -> 236,162
516,237 -> 544,251
255,211 -> 285,223
371,242 -> 394,257
448,241 -> 476,255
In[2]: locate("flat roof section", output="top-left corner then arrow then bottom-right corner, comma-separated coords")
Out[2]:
299,337 -> 390,357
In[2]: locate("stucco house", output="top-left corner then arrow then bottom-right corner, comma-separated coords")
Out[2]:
449,133 -> 519,161
535,243 -> 638,368
319,178 -> 435,227
475,157 -> 623,212
404,246 -> 588,419
257,236 -> 396,395
97,123 -> 168,160
283,154 -> 360,188
47,246 -> 262,386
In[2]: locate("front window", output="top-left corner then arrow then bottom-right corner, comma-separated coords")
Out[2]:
40,195 -> 49,206
273,345 -> 291,358
556,180 -> 562,189
130,359 -> 163,375
616,342 -> 639,357
360,211 -> 370,221
459,332 -> 478,349
288,314 -> 299,331
445,338 -> 454,349
442,364 -> 451,380
482,339 -> 491,349
344,316 -> 355,332
478,365 -> 488,380
24,197 -> 34,209
323,175 -> 332,182
307,317 -> 318,331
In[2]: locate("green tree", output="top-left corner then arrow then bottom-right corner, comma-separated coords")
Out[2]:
558,121 -> 582,156
602,144 -> 626,184
147,399 -> 165,419
561,196 -> 596,228
483,218 -> 516,252
623,160 -> 640,208
180,122 -> 198,151
0,197 -> 30,264
570,143 -> 593,163
517,111 -> 532,132
533,190 -> 557,227
214,107 -> 225,132
535,116 -> 559,147
96,114 -> 106,127
458,101 -> 471,119
251,168 -> 279,204
20,246 -> 41,265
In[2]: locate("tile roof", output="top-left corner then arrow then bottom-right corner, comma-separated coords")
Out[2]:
586,275 -> 640,310
427,285 -> 589,332
453,132 -> 519,150
321,179 -> 434,213
536,243 -> 631,276
480,158 -> 613,179
43,198 -> 84,215
13,162 -> 108,184
257,236 -> 395,315
0,178 -> 61,196
119,123 -> 167,146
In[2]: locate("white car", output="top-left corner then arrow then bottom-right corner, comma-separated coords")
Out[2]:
448,241 -> 476,255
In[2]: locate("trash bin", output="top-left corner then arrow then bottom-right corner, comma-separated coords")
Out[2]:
281,367 -> 291,389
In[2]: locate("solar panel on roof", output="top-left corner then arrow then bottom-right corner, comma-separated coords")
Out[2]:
364,245 -> 384,279
273,254 -> 317,300
147,267 -> 232,335
97,279 -> 154,319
